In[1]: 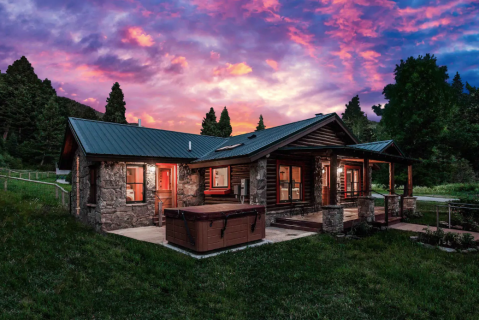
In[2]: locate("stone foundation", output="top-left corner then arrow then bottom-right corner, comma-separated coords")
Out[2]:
402,196 -> 417,214
177,164 -> 205,207
249,158 -> 267,206
322,205 -> 344,233
313,156 -> 322,209
357,196 -> 375,222
385,195 -> 400,217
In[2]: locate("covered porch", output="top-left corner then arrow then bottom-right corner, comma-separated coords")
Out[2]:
274,142 -> 419,233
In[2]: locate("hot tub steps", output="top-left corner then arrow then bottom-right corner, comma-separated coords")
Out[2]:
271,217 -> 322,232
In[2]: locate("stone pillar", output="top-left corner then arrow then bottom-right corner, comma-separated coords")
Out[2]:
313,156 -> 322,210
322,205 -> 344,234
177,164 -> 205,207
402,196 -> 417,214
384,195 -> 400,216
249,158 -> 267,206
357,196 -> 375,222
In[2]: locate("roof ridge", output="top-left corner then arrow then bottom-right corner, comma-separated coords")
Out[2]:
68,117 -> 229,140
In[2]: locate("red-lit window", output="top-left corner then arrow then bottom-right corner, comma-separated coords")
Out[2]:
205,166 -> 231,195
126,165 -> 145,203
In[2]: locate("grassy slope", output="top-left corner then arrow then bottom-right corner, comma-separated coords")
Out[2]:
2,191 -> 479,320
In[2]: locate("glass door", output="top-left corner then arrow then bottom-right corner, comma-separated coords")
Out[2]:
345,166 -> 361,198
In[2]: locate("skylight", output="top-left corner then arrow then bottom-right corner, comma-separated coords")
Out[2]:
215,143 -> 244,152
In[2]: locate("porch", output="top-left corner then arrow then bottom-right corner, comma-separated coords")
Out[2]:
271,206 -> 402,232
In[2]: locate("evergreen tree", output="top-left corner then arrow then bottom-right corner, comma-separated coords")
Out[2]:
371,104 -> 384,117
217,106 -> 232,137
6,133 -> 19,158
103,82 -> 127,124
200,107 -> 219,136
341,95 -> 373,142
36,96 -> 65,166
256,115 -> 266,131
82,107 -> 99,121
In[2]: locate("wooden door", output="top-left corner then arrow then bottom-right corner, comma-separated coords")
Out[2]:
322,166 -> 330,205
156,166 -> 175,216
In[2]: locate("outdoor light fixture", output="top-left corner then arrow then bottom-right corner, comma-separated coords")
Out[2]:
337,167 -> 343,173
322,168 -> 325,174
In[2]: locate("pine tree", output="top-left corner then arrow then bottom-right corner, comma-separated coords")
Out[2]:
341,95 -> 372,142
103,82 -> 127,124
82,107 -> 99,121
36,96 -> 65,165
200,107 -> 219,136
217,106 -> 232,137
256,115 -> 266,131
6,133 -> 19,157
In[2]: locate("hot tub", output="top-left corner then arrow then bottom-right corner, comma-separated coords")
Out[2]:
164,204 -> 265,252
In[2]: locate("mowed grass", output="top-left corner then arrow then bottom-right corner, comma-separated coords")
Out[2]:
2,191 -> 479,319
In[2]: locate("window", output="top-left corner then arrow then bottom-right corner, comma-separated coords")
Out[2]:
88,166 -> 97,204
278,164 -> 302,202
126,165 -> 145,203
344,165 -> 361,198
212,167 -> 229,188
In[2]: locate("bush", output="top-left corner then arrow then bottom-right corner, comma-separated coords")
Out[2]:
460,233 -> 476,249
65,172 -> 72,184
349,221 -> 374,237
418,227 -> 445,246
444,232 -> 460,247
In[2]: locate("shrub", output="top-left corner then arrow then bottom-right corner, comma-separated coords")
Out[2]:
460,233 -> 476,249
444,232 -> 460,247
419,227 -> 445,246
65,172 -> 72,184
349,221 -> 373,237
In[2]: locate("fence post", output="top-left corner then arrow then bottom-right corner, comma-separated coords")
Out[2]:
29,172 -> 31,180
448,204 -> 451,229
4,179 -> 7,191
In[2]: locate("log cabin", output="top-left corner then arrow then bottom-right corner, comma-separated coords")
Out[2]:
59,112 -> 419,232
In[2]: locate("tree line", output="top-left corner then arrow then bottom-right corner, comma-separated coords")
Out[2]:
0,56 -> 128,169
341,54 -> 479,186
200,107 -> 266,137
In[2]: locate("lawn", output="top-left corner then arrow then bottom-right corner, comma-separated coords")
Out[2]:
2,191 -> 479,319
372,183 -> 479,199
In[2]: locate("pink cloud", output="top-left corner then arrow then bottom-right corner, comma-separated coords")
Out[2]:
122,27 -> 155,47
266,59 -> 279,71
213,62 -> 253,76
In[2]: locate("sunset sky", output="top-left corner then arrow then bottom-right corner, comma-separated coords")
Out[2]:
1,0 -> 478,135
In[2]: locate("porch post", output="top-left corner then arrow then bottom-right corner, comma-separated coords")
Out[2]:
329,153 -> 338,205
363,158 -> 370,196
408,165 -> 413,196
389,162 -> 395,194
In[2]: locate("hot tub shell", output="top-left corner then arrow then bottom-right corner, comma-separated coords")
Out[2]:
164,204 -> 266,252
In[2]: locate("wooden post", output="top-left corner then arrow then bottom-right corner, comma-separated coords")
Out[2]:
408,165 -> 413,196
4,179 -> 7,191
329,153 -> 338,205
385,196 -> 389,226
363,158 -> 370,196
29,172 -> 31,180
389,163 -> 395,195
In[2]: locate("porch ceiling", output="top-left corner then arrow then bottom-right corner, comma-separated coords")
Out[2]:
277,145 -> 420,165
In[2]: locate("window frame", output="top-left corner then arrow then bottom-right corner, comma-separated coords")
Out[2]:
205,166 -> 231,195
88,165 -> 97,204
276,160 -> 304,204
126,164 -> 146,203
344,165 -> 362,199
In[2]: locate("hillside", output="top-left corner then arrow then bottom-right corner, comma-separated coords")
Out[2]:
56,96 -> 104,119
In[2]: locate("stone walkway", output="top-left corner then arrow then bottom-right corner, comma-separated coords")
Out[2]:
390,222 -> 479,240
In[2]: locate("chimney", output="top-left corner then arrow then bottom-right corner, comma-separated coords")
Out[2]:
138,119 -> 141,127
315,113 -> 324,117
188,141 -> 192,152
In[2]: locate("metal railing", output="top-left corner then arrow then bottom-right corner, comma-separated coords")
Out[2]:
0,174 -> 70,208
435,202 -> 479,229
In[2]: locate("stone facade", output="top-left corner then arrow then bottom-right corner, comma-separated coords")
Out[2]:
249,158 -> 267,206
402,196 -> 417,214
322,205 -> 344,233
385,195 -> 400,216
71,149 -> 156,232
313,156 -> 322,210
177,164 -> 205,207
357,196 -> 375,222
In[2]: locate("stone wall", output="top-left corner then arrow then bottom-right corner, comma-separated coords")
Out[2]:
313,156 -> 322,209
249,158 -> 267,206
70,148 -> 156,232
385,195 -> 400,217
357,196 -> 375,222
177,164 -> 205,207
403,196 -> 417,214
322,205 -> 344,233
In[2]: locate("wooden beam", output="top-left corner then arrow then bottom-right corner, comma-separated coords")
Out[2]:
329,153 -> 338,205
363,158 -> 370,196
339,158 -> 388,164
389,162 -> 395,195
408,165 -> 413,196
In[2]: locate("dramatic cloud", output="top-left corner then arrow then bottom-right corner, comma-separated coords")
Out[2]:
0,0 -> 478,133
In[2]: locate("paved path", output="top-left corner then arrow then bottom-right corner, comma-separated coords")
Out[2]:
390,222 -> 479,240
371,193 -> 457,203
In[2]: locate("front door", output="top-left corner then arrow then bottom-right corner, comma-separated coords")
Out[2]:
156,164 -> 176,217
322,165 -> 330,205
344,165 -> 361,198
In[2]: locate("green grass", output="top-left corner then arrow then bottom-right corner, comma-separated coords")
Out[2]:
372,183 -> 479,198
2,191 -> 479,319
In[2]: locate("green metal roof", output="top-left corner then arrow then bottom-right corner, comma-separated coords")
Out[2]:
192,113 -> 335,162
348,140 -> 404,156
69,118 -> 227,159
